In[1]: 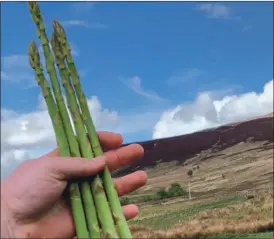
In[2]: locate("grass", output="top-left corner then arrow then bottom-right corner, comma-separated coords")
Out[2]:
215,232 -> 273,239
132,195 -> 248,229
138,140 -> 273,198
129,187 -> 273,238
126,140 -> 274,238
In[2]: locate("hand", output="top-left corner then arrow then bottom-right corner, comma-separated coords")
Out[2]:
1,132 -> 146,239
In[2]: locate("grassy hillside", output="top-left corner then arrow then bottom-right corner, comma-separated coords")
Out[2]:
116,115 -> 274,238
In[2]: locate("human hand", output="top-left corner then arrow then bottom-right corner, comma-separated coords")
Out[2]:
1,131 -> 146,239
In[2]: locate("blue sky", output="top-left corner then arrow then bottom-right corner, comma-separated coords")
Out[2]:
1,1 -> 273,178
1,1 -> 273,143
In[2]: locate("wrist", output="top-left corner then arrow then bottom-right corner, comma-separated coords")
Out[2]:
1,195 -> 15,238
1,181 -> 34,239
1,180 -> 22,239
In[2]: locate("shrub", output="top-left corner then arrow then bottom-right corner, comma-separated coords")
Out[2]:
143,195 -> 154,202
157,188 -> 169,199
120,197 -> 131,206
167,183 -> 186,197
187,169 -> 193,177
156,183 -> 186,200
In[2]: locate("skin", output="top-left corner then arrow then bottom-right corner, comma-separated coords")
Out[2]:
1,131 -> 147,239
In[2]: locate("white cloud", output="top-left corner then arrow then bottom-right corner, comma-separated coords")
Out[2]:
62,20 -> 107,29
153,79 -> 273,139
196,3 -> 236,20
1,95 -> 119,179
1,55 -> 29,70
1,91 -> 163,179
1,55 -> 33,84
1,109 -> 19,121
62,20 -> 89,27
69,2 -> 96,14
121,76 -> 165,101
1,43 -> 79,85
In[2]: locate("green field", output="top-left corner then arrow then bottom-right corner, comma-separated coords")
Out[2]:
215,232 -> 273,239
132,196 -> 247,229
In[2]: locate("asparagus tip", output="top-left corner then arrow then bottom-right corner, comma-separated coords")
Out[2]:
27,1 -> 37,10
28,40 -> 39,68
53,20 -> 63,33
28,1 -> 42,23
53,20 -> 67,45
51,32 -> 65,62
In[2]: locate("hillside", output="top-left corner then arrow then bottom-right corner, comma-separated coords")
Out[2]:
119,114 -> 273,238
116,115 -> 273,176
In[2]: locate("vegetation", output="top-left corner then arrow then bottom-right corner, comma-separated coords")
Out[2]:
120,197 -> 131,206
133,195 -> 248,229
156,183 -> 187,199
157,188 -> 170,199
25,2 -> 273,239
129,192 -> 273,238
187,169 -> 193,177
124,142 -> 273,238
120,183 -> 187,205
215,232 -> 273,239
27,2 -> 130,238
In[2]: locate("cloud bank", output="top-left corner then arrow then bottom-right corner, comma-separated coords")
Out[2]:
2,79 -> 272,179
1,95 -> 119,179
153,79 -> 273,139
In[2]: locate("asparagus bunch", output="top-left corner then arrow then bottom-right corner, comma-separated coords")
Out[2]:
53,21 -> 132,238
28,41 -> 90,238
50,32 -> 118,238
27,2 -> 132,238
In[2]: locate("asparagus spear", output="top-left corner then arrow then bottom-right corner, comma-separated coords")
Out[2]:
27,2 -> 79,158
51,33 -> 101,239
27,3 -> 97,238
54,21 -> 132,238
51,32 -> 119,238
28,40 -> 89,239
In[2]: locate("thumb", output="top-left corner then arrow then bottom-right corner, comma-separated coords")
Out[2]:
46,155 -> 106,180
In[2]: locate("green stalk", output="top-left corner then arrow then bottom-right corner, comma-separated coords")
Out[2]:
28,41 -> 89,239
51,32 -> 118,238
27,3 -> 98,238
54,21 -> 132,238
27,2 -> 79,158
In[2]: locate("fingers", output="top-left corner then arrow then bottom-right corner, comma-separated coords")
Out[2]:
123,204 -> 139,220
47,143 -> 143,180
114,171 -> 147,197
43,131 -> 123,158
49,156 -> 107,180
104,144 -> 144,172
97,131 -> 123,150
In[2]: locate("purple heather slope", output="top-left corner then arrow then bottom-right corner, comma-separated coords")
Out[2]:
115,115 -> 273,176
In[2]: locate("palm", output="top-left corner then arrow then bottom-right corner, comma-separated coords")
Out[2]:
2,132 -> 147,239
23,200 -> 73,238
